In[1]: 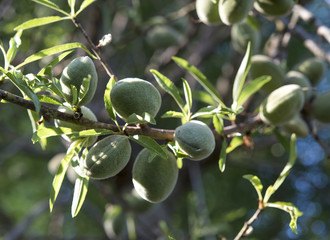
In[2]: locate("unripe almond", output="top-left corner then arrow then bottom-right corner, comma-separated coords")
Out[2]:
54,105 -> 98,146
294,57 -> 326,86
146,25 -> 182,49
250,55 -> 285,94
285,71 -> 312,101
311,91 -> 330,123
280,114 -> 309,138
59,56 -> 98,106
175,120 -> 215,161
219,0 -> 254,26
196,0 -> 222,25
231,21 -> 261,54
260,84 -> 305,125
254,0 -> 294,17
132,148 -> 178,203
84,135 -> 131,179
110,78 -> 162,121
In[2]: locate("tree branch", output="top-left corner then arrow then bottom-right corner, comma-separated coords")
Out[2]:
0,89 -> 263,142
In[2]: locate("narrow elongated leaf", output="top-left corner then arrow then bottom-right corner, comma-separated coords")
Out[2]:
71,176 -> 89,217
104,76 -> 117,121
129,135 -> 167,159
162,111 -> 184,119
32,0 -> 70,16
219,140 -> 228,172
236,76 -> 271,107
14,16 -> 69,31
27,110 -> 47,150
213,114 -> 224,135
17,43 -> 96,68
243,174 -> 263,201
32,126 -> 74,143
50,140 -> 82,212
76,0 -> 97,16
7,30 -> 22,64
226,136 -> 243,153
182,78 -> 192,117
264,134 -> 297,203
192,90 -> 217,106
71,129 -> 114,138
191,106 -> 217,119
150,69 -> 185,113
232,42 -> 252,105
265,201 -> 303,235
78,74 -> 91,104
68,0 -> 76,15
39,51 -> 73,76
126,112 -> 156,125
37,95 -> 63,105
172,56 -> 224,106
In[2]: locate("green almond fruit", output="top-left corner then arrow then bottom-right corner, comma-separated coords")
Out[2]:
311,91 -> 330,123
196,0 -> 222,25
260,84 -> 305,125
54,105 -> 98,146
219,0 -> 254,26
84,135 -> 131,179
231,21 -> 261,54
146,25 -> 182,49
285,71 -> 312,101
250,55 -> 285,94
103,205 -> 127,239
280,114 -> 309,138
132,148 -> 178,203
110,78 -> 162,121
59,56 -> 98,106
175,120 -> 215,161
294,57 -> 326,86
254,0 -> 294,17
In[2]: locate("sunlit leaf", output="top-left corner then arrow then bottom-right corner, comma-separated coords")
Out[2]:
70,129 -> 114,138
32,0 -> 70,16
162,111 -> 185,119
37,95 -> 63,105
14,16 -> 70,31
213,114 -> 224,135
226,136 -> 243,153
182,78 -> 192,117
129,135 -> 167,159
27,110 -> 47,150
219,140 -> 228,172
126,112 -> 156,125
17,43 -> 96,68
38,51 -> 73,76
243,174 -> 263,201
7,30 -> 22,65
50,140 -> 83,212
192,90 -> 217,106
71,175 -> 89,217
76,0 -> 97,16
172,56 -> 224,106
104,76 -> 117,121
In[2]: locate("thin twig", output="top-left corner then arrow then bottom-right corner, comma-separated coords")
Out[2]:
72,17 -> 115,78
0,89 -> 263,141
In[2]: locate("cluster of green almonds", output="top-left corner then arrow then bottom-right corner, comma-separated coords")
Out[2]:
196,0 -> 295,26
254,55 -> 328,137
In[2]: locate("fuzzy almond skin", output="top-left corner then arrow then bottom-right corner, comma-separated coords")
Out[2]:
311,91 -> 330,123
280,114 -> 309,138
250,55 -> 285,94
132,148 -> 178,203
146,25 -> 182,49
110,78 -> 161,121
59,56 -> 98,106
219,0 -> 254,25
84,135 -> 131,179
294,57 -> 326,86
231,21 -> 261,54
196,0 -> 222,25
285,71 -> 312,101
54,105 -> 98,146
260,84 -> 305,125
254,0 -> 294,17
175,120 -> 215,161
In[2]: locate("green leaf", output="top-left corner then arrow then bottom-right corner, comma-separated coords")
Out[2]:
2,70 -> 41,113
17,42 -> 96,68
32,0 -> 70,16
226,136 -> 243,153
77,74 -> 91,104
38,51 -> 73,76
32,126 -> 74,143
37,95 -> 63,105
192,90 -> 217,106
14,16 -> 69,31
232,42 -> 252,111
104,76 -> 117,121
219,140 -> 228,172
236,76 -> 271,107
162,111 -> 185,119
182,78 -> 192,117
273,128 -> 291,154
71,175 -> 89,217
7,30 -> 22,65
70,129 -> 114,138
76,0 -> 97,16
150,69 -> 185,114
213,114 -> 224,135
126,112 -> 156,125
177,157 -> 183,169
172,56 -> 224,106
50,140 -> 83,212
27,110 -> 47,150
191,106 -> 217,119
265,201 -> 303,235
68,0 -> 76,15
264,134 -> 297,203
129,135 -> 167,159
243,174 -> 263,201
